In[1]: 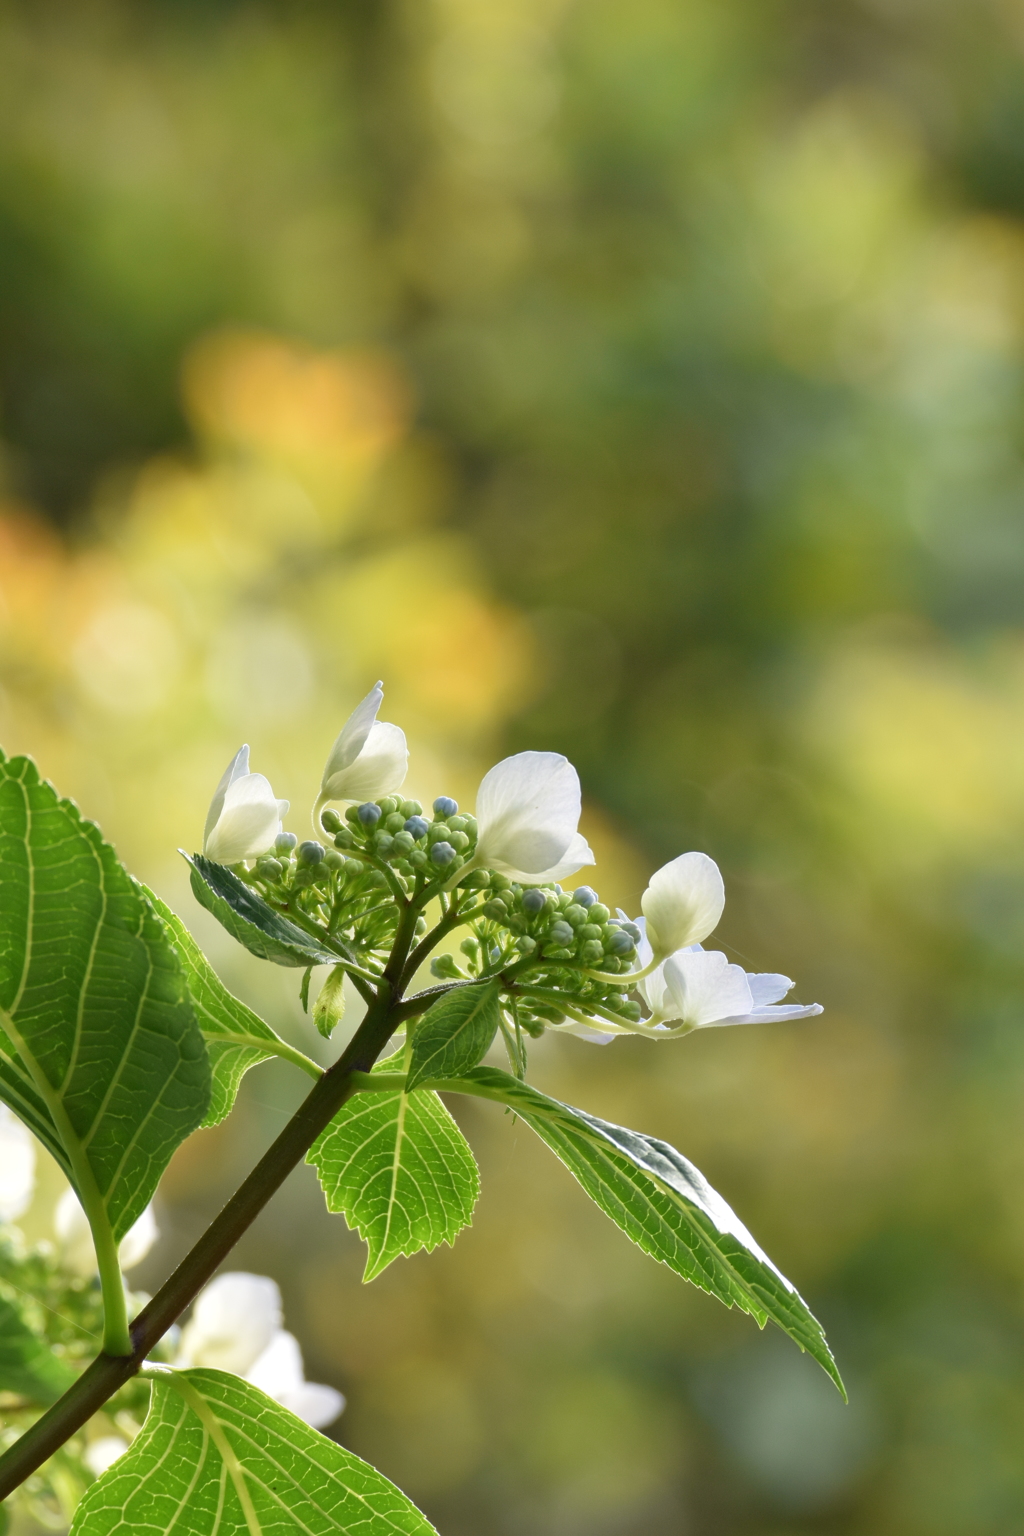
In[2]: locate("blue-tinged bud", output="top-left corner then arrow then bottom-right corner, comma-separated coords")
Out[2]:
619,921 -> 642,944
522,888 -> 547,914
298,840 -> 325,866
549,920 -> 575,946
607,929 -> 634,955
433,796 -> 458,818
430,841 -> 457,866
404,815 -> 430,839
573,886 -> 598,908
275,832 -> 298,854
358,802 -> 382,826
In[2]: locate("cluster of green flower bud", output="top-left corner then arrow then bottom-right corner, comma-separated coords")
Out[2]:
476,882 -> 641,972
240,829 -> 398,949
319,794 -> 478,883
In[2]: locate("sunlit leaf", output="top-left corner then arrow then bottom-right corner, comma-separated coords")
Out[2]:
439,1066 -> 845,1396
70,1367 -> 437,1535
405,981 -> 500,1090
142,887 -> 290,1127
0,1293 -> 75,1404
0,754 -> 210,1241
186,854 -> 342,969
308,1059 -> 479,1280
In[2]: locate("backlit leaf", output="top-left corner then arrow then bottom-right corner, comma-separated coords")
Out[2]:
405,981 -> 500,1090
186,854 -> 343,969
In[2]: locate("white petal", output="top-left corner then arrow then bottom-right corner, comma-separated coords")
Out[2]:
204,773 -> 288,863
475,752 -> 588,877
277,1381 -> 346,1429
322,720 -> 408,802
0,1105 -> 35,1222
714,1002 -> 824,1027
119,1203 -> 159,1271
84,1437 -> 129,1477
204,746 -> 250,846
661,948 -> 753,1029
641,852 -> 725,957
321,682 -> 384,786
746,972 -> 795,1007
177,1273 -> 282,1374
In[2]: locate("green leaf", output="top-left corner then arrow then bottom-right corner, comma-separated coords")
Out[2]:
440,1066 -> 845,1397
0,1293 -> 75,1404
70,1367 -> 438,1536
141,887 -> 295,1127
313,965 -> 346,1039
186,854 -> 343,970
406,981 -> 501,1090
308,1060 -> 480,1280
0,754 -> 210,1242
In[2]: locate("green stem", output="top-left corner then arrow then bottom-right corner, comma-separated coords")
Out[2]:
213,1033 -> 323,1081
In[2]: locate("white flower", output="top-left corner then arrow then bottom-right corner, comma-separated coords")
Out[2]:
641,945 -> 823,1031
176,1272 -> 281,1374
0,1105 -> 35,1222
318,681 -> 408,808
640,852 -> 725,958
470,751 -> 595,884
84,1437 -> 129,1477
54,1191 -> 159,1277
204,746 -> 289,864
177,1272 -> 344,1429
246,1329 -> 345,1429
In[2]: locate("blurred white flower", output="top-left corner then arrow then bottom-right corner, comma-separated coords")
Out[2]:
470,751 -> 595,884
246,1329 -> 345,1429
0,1105 -> 35,1222
317,681 -> 408,812
641,852 -> 725,959
54,1191 -> 159,1278
641,945 -> 823,1032
177,1271 -> 344,1428
83,1436 -> 129,1477
203,745 -> 289,864
176,1271 -> 280,1374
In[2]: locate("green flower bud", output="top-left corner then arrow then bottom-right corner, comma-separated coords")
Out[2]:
549,920 -> 575,946
409,848 -> 428,869
581,940 -> 605,964
543,945 -> 575,961
324,850 -> 345,870
431,953 -> 461,978
580,923 -> 604,943
401,799 -> 423,819
275,831 -> 298,854
447,815 -> 467,833
563,904 -> 588,927
607,929 -> 634,955
385,812 -> 406,833
298,840 -> 325,866
481,898 -> 508,921
344,858 -> 365,878
509,913 -> 528,934
292,866 -> 316,888
427,822 -> 450,843
333,827 -> 355,850
589,903 -> 611,924
617,999 -> 642,1021
449,831 -> 470,851
516,935 -> 537,954
320,808 -> 343,835
460,938 -> 479,959
364,869 -> 388,889
463,869 -> 492,889
415,916 -> 428,935
256,856 -> 283,881
490,873 -> 511,892
391,830 -> 415,853
378,796 -> 400,816
522,888 -> 547,914
374,832 -> 394,856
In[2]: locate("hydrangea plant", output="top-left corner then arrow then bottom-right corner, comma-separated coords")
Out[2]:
0,683 -> 840,1534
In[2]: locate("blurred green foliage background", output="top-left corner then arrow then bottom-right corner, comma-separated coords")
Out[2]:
2,0 -> 1024,1530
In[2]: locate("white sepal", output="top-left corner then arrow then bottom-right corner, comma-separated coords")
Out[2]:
54,1190 -> 159,1276
640,852 -> 725,958
176,1271 -> 282,1375
245,1329 -> 345,1428
0,1105 -> 35,1223
319,682 -> 408,804
472,751 -> 595,883
203,747 -> 289,864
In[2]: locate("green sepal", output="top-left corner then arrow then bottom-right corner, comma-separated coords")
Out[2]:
185,853 -> 342,969
141,886 -> 291,1127
308,1056 -> 479,1280
70,1367 -> 438,1535
0,1293 -> 75,1404
406,980 -> 501,1090
437,1066 -> 845,1397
